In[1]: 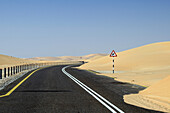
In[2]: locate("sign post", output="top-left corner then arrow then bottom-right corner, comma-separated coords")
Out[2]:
110,50 -> 117,73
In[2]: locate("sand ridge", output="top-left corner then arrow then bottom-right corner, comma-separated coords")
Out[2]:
79,41 -> 170,112
79,41 -> 170,86
26,53 -> 107,62
0,54 -> 69,68
1,41 -> 170,112
0,54 -> 43,68
124,75 -> 170,112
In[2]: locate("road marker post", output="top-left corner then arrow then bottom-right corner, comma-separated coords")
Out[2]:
110,50 -> 117,73
0,69 -> 2,79
13,66 -> 15,75
4,68 -> 6,78
11,67 -> 13,76
8,67 -> 10,77
15,66 -> 17,74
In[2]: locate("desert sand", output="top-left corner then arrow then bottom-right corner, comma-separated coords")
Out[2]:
124,75 -> 170,112
1,42 -> 170,112
79,41 -> 170,86
0,54 -> 42,68
0,54 -> 86,68
27,54 -> 107,62
79,41 -> 170,112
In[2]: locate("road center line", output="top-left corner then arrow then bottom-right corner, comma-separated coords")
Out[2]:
62,65 -> 124,113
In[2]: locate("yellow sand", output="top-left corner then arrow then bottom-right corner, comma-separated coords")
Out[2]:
79,41 -> 170,86
0,54 -> 42,68
27,54 -> 107,61
124,75 -> 170,112
0,54 -> 63,68
79,41 -> 170,112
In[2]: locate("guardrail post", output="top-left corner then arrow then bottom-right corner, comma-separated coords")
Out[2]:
18,66 -> 19,73
15,66 -> 17,74
22,65 -> 23,71
4,68 -> 6,78
8,67 -> 10,77
0,69 -> 2,79
16,66 -> 18,74
13,66 -> 15,75
21,65 -> 22,71
16,66 -> 17,74
11,67 -> 13,76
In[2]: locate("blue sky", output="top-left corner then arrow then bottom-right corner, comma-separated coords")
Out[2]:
0,0 -> 170,58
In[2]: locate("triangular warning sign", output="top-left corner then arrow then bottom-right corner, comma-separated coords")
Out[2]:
110,50 -> 117,57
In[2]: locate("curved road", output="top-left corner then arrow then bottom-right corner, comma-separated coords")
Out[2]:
0,65 -> 162,113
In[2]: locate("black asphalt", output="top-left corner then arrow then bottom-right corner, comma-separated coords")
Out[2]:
0,65 -> 163,113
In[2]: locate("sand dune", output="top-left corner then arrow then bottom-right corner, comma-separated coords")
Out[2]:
0,54 -> 41,68
1,42 -> 170,112
140,75 -> 170,99
124,75 -> 170,112
80,41 -> 170,71
79,41 -> 170,112
27,54 -> 107,61
79,41 -> 170,86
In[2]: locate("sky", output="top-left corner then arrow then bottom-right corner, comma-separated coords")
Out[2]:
0,0 -> 170,58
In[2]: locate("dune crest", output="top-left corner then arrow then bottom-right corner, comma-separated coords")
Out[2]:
124,75 -> 170,112
79,41 -> 170,112
0,54 -> 41,67
80,41 -> 170,71
79,41 -> 170,86
27,53 -> 107,61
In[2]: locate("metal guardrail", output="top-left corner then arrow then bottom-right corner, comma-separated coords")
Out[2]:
0,61 -> 84,79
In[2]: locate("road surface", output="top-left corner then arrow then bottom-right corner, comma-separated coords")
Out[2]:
0,65 -> 163,113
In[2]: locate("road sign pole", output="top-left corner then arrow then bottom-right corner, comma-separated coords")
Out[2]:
110,50 -> 117,74
113,57 -> 114,73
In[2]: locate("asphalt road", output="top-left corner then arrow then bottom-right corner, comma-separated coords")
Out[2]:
0,65 -> 163,113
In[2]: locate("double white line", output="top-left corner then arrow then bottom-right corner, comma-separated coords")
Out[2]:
62,66 -> 124,113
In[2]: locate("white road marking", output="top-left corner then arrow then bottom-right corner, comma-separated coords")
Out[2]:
62,65 -> 124,113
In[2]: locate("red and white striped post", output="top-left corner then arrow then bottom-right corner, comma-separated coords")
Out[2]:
110,50 -> 117,73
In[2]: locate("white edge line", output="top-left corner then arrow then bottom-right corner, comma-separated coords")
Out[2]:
62,66 -> 117,113
62,65 -> 124,113
64,68 -> 125,113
